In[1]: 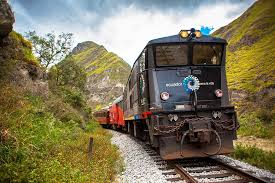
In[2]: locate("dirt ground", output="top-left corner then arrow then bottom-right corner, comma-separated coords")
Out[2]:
234,136 -> 275,152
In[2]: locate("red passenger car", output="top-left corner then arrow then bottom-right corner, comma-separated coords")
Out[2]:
93,106 -> 110,128
109,96 -> 125,129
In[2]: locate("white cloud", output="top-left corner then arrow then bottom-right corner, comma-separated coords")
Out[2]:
11,1 -> 254,66
83,2 -> 249,65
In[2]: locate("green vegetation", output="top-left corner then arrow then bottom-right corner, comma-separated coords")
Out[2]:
232,145 -> 275,173
213,0 -> 275,93
0,32 -> 123,182
49,57 -> 87,93
238,112 -> 274,138
26,31 -> 73,68
0,85 -> 122,182
0,74 -> 123,182
72,42 -> 130,83
8,31 -> 39,66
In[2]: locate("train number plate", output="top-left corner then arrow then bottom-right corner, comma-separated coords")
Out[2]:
175,105 -> 192,110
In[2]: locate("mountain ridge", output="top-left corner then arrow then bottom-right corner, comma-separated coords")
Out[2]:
70,40 -> 131,109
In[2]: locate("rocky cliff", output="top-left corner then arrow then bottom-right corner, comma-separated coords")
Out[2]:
71,41 -> 131,109
0,0 -> 14,38
0,1 -> 47,95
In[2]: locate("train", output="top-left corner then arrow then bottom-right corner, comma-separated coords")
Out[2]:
94,28 -> 239,160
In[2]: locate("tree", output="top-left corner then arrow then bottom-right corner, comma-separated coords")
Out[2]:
49,57 -> 87,91
25,31 -> 73,68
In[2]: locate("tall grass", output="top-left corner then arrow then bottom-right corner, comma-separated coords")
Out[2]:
0,84 -> 122,182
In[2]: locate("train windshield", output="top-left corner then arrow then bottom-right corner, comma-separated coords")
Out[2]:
155,45 -> 188,66
193,44 -> 223,65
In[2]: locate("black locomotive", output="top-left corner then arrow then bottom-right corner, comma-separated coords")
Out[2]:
98,28 -> 239,160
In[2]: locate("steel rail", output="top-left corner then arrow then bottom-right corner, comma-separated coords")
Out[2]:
211,157 -> 270,183
170,157 -> 271,183
174,163 -> 198,183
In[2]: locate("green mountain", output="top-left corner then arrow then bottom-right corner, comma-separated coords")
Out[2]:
213,0 -> 275,113
70,41 -> 131,109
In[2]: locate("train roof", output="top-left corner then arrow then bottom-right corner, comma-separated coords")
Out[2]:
113,95 -> 123,104
93,106 -> 110,114
147,34 -> 227,46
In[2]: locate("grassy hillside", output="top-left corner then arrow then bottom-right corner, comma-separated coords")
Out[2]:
0,31 -> 123,182
0,85 -> 122,182
71,41 -> 131,109
213,0 -> 275,138
213,0 -> 275,94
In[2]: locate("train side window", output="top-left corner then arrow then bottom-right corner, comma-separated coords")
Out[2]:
128,79 -> 132,91
193,44 -> 222,65
133,84 -> 138,102
139,49 -> 146,72
123,92 -> 127,110
133,61 -> 138,84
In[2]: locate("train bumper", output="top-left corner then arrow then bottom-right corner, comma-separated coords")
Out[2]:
159,132 -> 234,160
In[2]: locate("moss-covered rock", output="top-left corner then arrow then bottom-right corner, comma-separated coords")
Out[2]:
0,31 -> 47,97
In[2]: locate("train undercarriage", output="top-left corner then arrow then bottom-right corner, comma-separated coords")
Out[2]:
125,107 -> 238,160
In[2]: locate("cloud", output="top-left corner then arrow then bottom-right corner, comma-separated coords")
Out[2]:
9,0 -> 255,65
82,1 -> 254,64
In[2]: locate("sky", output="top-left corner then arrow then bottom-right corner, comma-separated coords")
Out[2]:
10,0 -> 255,65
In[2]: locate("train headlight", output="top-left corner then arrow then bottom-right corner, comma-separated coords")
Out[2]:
160,92 -> 170,101
179,30 -> 188,38
215,89 -> 223,97
195,31 -> 202,38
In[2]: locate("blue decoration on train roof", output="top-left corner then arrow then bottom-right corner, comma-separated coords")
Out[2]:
200,26 -> 214,35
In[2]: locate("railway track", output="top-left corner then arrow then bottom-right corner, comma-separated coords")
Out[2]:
173,158 -> 271,183
143,145 -> 272,183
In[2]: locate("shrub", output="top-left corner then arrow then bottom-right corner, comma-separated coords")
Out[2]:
232,145 -> 275,173
61,86 -> 85,108
45,95 -> 85,125
256,108 -> 274,124
9,31 -> 39,66
238,112 -> 274,138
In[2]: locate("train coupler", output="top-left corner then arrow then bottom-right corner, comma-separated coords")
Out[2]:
187,120 -> 212,144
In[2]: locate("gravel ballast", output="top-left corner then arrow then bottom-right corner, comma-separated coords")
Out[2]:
213,155 -> 275,182
110,130 -> 169,183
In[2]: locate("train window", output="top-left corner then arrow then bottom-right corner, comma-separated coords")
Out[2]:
139,49 -> 146,72
123,92 -> 127,110
133,84 -> 138,102
155,45 -> 188,66
128,78 -> 132,90
193,44 -> 222,65
133,62 -> 138,84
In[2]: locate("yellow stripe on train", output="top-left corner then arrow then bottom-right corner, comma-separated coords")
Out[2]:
125,116 -> 134,120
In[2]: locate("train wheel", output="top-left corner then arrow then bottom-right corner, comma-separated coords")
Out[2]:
133,121 -> 137,137
127,121 -> 130,133
128,121 -> 134,136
